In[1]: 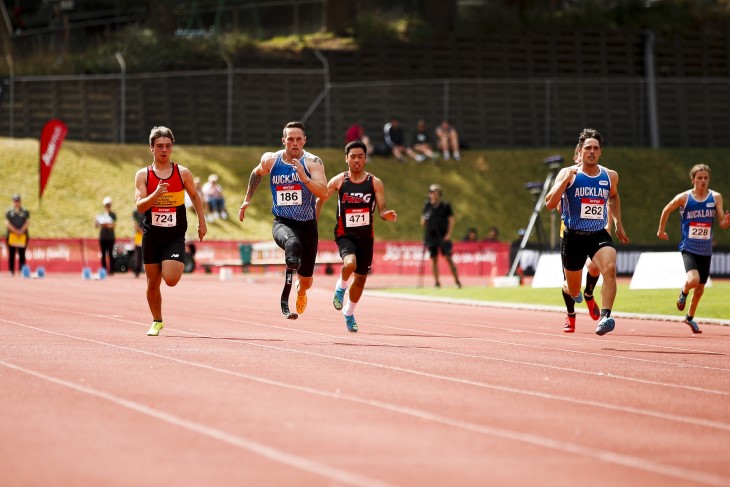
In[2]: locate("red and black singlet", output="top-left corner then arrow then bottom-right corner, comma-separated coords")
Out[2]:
334,173 -> 376,239
144,163 -> 187,237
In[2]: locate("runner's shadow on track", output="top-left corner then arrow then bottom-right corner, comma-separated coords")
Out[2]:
367,333 -> 465,338
603,348 -> 724,356
169,336 -> 287,343
333,342 -> 430,349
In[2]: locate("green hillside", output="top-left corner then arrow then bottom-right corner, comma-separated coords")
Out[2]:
3,136 -> 729,247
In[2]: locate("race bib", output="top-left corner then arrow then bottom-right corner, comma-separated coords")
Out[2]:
276,184 -> 302,206
688,222 -> 711,240
580,198 -> 604,220
151,208 -> 176,227
345,208 -> 370,227
8,233 -> 27,248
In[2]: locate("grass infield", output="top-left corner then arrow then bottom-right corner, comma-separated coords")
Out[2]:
381,281 -> 730,321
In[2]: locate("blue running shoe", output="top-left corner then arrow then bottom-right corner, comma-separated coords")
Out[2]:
677,290 -> 687,311
333,287 -> 345,310
572,292 -> 583,304
595,316 -> 615,336
344,314 -> 358,333
684,317 -> 702,334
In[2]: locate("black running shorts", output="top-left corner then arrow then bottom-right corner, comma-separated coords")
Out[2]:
561,229 -> 614,271
682,251 -> 712,284
336,236 -> 374,275
272,217 -> 318,278
142,233 -> 186,264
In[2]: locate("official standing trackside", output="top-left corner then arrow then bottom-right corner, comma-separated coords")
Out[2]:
420,184 -> 462,289
657,163 -> 730,333
238,121 -> 328,319
5,194 -> 30,276
315,140 -> 398,332
545,128 -> 629,336
134,126 -> 207,336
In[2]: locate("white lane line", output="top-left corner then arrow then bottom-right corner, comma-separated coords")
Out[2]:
0,358 -> 394,487
200,312 -> 730,392
1,330 -> 728,487
365,291 -> 730,326
4,313 -> 729,431
236,304 -> 730,370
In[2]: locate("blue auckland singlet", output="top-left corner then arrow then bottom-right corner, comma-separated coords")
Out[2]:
560,166 -> 611,233
268,149 -> 316,222
679,191 -> 716,256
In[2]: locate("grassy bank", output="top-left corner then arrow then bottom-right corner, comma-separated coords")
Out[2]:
381,282 -> 730,322
2,137 -> 729,247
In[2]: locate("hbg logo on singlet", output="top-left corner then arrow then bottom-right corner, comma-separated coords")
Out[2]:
342,192 -> 371,204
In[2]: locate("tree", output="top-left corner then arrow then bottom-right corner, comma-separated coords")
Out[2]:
147,0 -> 176,36
325,0 -> 357,37
421,0 -> 457,38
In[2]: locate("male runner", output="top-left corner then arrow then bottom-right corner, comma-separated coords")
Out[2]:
545,128 -> 629,336
239,121 -> 328,319
134,126 -> 207,336
316,140 -> 397,332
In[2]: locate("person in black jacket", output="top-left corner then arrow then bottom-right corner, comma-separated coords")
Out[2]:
420,184 -> 461,288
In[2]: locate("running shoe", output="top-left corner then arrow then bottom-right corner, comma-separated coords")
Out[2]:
333,287 -> 345,310
345,314 -> 358,333
572,292 -> 583,304
563,315 -> 576,333
676,290 -> 687,311
585,297 -> 600,321
296,293 -> 307,314
595,316 -> 615,336
684,317 -> 702,334
147,321 -> 164,336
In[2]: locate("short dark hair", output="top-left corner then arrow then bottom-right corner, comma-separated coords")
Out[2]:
345,140 -> 367,156
149,126 -> 175,147
577,128 -> 603,150
283,121 -> 305,136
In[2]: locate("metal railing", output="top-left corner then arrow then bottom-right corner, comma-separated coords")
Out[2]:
2,61 -> 729,148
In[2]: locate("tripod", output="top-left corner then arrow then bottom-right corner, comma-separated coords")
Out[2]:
508,156 -> 563,278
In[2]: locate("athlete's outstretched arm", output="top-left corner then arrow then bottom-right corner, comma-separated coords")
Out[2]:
715,192 -> 730,230
545,167 -> 577,211
606,170 -> 629,244
657,192 -> 686,240
239,153 -> 274,222
301,155 -> 328,200
180,166 -> 207,241
135,168 -> 167,213
373,177 -> 397,222
315,174 -> 342,222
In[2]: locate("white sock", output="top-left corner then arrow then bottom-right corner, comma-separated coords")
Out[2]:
336,277 -> 348,291
443,150 -> 449,158
343,298 -> 358,316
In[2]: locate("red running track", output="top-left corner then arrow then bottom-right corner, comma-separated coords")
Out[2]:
1,272 -> 729,486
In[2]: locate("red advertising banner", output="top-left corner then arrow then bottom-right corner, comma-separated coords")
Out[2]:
39,119 -> 68,200
0,239 -> 511,277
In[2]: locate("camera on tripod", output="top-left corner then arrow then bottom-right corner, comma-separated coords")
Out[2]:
524,181 -> 544,198
544,155 -> 564,172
